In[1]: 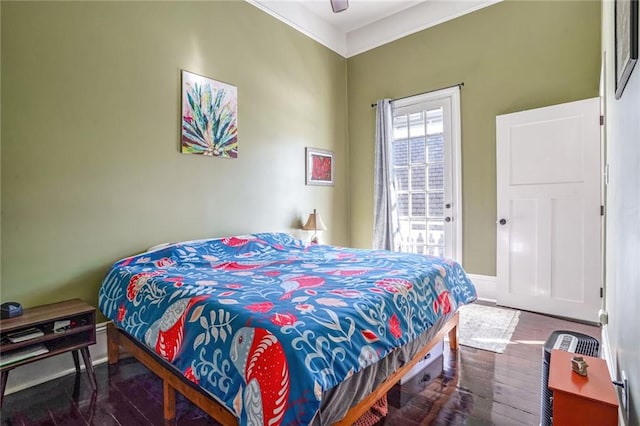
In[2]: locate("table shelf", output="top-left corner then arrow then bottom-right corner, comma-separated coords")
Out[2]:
0,299 -> 97,406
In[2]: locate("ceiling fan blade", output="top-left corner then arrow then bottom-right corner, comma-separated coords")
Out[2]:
330,0 -> 349,13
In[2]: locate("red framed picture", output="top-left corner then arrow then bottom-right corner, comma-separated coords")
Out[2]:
305,147 -> 334,186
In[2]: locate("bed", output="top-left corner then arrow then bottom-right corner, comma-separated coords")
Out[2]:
99,232 -> 476,425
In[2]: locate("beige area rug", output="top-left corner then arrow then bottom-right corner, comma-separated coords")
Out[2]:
458,303 -> 521,353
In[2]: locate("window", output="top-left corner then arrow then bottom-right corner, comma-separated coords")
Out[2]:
390,88 -> 461,260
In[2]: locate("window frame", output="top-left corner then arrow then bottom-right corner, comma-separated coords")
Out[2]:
391,87 -> 462,263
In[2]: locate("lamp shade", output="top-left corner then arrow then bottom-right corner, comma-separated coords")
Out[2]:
303,209 -> 327,231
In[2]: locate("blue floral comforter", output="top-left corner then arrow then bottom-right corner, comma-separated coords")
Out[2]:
99,232 -> 476,425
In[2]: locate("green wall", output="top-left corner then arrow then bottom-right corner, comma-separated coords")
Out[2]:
347,0 -> 601,275
0,0 -> 603,312
1,2 -> 348,314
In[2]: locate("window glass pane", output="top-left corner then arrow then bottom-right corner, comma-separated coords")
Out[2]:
392,101 -> 454,258
395,168 -> 409,191
426,108 -> 443,135
427,221 -> 444,246
428,192 -> 444,217
410,166 -> 426,190
393,140 -> 409,166
398,219 -> 410,251
408,112 -> 425,137
411,222 -> 426,255
427,246 -> 444,257
397,194 -> 409,217
393,115 -> 408,140
410,138 -> 426,164
427,135 -> 444,163
411,193 -> 426,216
428,164 -> 444,190
411,222 -> 426,231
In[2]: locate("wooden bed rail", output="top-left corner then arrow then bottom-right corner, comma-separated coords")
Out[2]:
107,312 -> 459,426
107,323 -> 237,425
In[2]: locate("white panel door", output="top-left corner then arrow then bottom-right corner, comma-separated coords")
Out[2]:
496,98 -> 601,322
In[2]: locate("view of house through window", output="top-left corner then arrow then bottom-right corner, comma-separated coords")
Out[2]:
390,88 -> 461,260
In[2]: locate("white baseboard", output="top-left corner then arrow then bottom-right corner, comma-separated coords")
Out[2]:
4,322 -> 110,395
601,325 -> 629,426
467,274 -> 496,302
601,324 -> 615,378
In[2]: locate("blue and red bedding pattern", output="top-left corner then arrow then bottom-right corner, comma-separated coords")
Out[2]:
99,233 -> 476,425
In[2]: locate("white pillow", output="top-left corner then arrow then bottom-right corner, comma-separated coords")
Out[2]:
146,242 -> 172,253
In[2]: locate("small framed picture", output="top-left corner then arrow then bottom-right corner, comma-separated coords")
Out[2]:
614,0 -> 638,99
305,147 -> 334,186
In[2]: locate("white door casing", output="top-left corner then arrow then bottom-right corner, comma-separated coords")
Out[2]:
496,98 -> 601,322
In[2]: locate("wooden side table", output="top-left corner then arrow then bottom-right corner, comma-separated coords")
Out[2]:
548,349 -> 618,425
0,299 -> 97,406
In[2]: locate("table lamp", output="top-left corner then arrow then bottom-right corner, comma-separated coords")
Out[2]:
302,209 -> 327,244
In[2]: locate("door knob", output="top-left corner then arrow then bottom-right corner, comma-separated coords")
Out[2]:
498,218 -> 507,225
445,217 -> 452,223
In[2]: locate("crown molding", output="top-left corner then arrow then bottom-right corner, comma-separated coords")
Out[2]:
347,0 -> 502,57
246,0 -> 348,56
247,0 -> 501,58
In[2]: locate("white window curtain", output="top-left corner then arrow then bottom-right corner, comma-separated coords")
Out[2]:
372,99 -> 399,251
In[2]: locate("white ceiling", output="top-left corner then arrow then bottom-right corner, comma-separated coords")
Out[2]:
295,0 -> 425,33
247,0 -> 501,57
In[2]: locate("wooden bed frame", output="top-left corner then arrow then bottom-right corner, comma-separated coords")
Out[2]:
107,311 -> 459,426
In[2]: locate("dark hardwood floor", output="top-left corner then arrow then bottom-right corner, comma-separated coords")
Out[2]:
0,308 -> 599,426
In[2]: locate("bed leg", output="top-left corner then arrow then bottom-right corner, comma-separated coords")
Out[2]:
448,325 -> 458,350
163,380 -> 177,425
448,312 -> 459,350
106,323 -> 120,364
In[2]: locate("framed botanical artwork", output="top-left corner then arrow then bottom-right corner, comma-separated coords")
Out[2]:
615,0 -> 638,99
181,70 -> 238,158
305,147 -> 334,186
